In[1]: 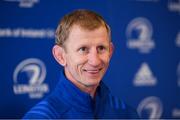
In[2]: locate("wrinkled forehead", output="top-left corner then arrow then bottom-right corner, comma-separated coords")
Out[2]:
69,24 -> 109,40
69,22 -> 107,32
63,25 -> 110,50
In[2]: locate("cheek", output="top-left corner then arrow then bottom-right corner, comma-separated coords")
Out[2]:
67,55 -> 87,69
101,55 -> 111,64
73,54 -> 88,63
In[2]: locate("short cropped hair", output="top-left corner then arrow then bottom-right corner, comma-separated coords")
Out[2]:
55,9 -> 111,47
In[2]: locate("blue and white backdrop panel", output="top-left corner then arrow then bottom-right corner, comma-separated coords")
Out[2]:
0,0 -> 179,119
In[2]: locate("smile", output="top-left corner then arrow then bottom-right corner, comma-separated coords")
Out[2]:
83,68 -> 102,74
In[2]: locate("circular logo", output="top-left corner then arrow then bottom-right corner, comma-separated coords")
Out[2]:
137,96 -> 163,119
13,58 -> 49,99
126,17 -> 155,53
126,17 -> 153,40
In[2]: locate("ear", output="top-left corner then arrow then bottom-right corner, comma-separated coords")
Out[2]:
109,42 -> 114,58
52,45 -> 66,66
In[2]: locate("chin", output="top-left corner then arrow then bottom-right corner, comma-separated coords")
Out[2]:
85,79 -> 101,86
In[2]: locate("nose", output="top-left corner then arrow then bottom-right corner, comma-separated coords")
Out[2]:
88,49 -> 101,67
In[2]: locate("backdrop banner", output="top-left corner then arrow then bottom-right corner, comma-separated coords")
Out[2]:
0,0 -> 179,119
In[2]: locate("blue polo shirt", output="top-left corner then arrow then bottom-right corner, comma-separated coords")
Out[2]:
23,71 -> 139,119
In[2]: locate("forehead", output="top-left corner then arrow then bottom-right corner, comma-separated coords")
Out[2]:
66,25 -> 109,46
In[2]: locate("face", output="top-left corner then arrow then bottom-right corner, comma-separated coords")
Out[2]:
57,25 -> 113,90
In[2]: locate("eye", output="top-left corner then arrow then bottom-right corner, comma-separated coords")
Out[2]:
97,45 -> 107,53
78,47 -> 89,54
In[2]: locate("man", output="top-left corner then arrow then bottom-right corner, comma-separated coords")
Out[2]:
23,9 -> 139,119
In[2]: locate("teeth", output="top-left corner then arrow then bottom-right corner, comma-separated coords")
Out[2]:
83,68 -> 102,73
87,70 -> 98,72
86,69 -> 99,73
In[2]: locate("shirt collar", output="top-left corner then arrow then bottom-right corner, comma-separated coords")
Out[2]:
56,70 -> 94,112
54,70 -> 109,112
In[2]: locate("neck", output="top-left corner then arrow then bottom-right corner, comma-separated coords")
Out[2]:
83,85 -> 98,98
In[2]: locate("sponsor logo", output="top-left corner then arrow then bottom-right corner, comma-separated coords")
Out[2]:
13,58 -> 49,99
172,108 -> 180,118
176,32 -> 180,47
126,17 -> 155,54
137,96 -> 163,119
177,62 -> 180,87
0,28 -> 55,39
4,0 -> 39,8
168,0 -> 180,14
133,62 -> 157,86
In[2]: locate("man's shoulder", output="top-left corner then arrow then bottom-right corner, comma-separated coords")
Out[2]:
106,94 -> 140,118
23,95 -> 69,119
99,82 -> 139,118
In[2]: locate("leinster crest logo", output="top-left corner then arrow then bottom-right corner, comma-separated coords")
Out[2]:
137,96 -> 163,119
126,17 -> 155,54
13,58 -> 49,99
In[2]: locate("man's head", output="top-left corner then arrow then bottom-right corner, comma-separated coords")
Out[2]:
55,9 -> 111,48
53,9 -> 113,95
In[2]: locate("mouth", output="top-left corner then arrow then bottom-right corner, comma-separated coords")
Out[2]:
83,68 -> 102,75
